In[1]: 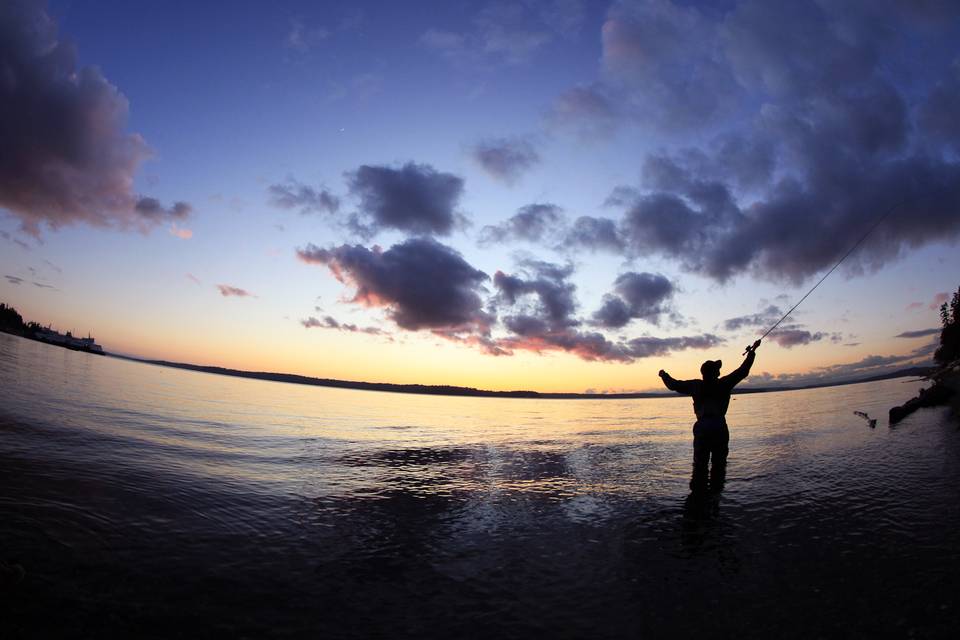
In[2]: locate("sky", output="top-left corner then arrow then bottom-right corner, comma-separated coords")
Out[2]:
1,0 -> 959,393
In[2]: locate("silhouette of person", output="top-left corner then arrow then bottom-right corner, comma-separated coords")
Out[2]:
659,340 -> 761,494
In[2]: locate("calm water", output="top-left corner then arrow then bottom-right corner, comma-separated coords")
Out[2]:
2,332 -> 959,638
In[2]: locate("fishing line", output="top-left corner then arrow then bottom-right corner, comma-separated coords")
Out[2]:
745,197 -> 915,354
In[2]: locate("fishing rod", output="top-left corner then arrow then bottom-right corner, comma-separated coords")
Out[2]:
742,197 -> 914,356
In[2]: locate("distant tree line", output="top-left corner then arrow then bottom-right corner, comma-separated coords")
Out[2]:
0,302 -> 43,338
935,286 -> 960,366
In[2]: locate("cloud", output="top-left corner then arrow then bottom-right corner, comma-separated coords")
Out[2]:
895,328 -> 941,339
767,325 -> 827,349
491,259 -> 718,361
592,272 -> 676,328
599,0 -> 737,130
471,137 -> 540,185
930,292 -> 949,310
268,180 -> 340,215
301,315 -> 383,335
298,240 -> 725,364
753,340 -> 937,387
297,237 -> 492,333
478,203 -> 564,245
4,275 -> 23,285
345,162 -> 465,237
561,216 -> 625,253
0,230 -> 31,250
216,284 -> 254,298
723,305 -> 782,332
0,3 -> 191,236
134,198 -> 191,221
556,1 -> 960,283
621,334 -> 723,359
169,223 -> 193,240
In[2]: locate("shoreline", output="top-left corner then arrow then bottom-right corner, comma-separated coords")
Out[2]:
109,350 -> 932,401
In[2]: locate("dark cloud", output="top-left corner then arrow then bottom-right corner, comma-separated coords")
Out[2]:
216,284 -> 254,298
297,237 -> 492,333
0,1 -> 191,237
301,315 -> 383,335
560,2 -> 960,283
268,180 -> 340,215
622,334 -> 724,359
471,137 -> 540,185
592,272 -> 676,328
723,305 -> 782,332
494,260 -> 578,327
345,162 -> 465,237
767,326 -> 827,349
478,203 -> 564,245
491,260 -> 717,361
491,260 -> 615,360
298,240 -> 723,364
134,198 -> 192,221
4,275 -> 24,285
895,328 -> 941,339
614,144 -> 960,285
561,216 -> 625,253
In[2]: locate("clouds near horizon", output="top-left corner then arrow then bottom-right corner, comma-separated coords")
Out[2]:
298,238 -> 492,333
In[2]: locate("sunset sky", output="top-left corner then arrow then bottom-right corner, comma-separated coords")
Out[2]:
1,0 -> 959,393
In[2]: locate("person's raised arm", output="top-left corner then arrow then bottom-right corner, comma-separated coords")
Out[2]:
723,340 -> 760,388
659,369 -> 696,395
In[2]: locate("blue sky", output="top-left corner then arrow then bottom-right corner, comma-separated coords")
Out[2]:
2,0 -> 959,392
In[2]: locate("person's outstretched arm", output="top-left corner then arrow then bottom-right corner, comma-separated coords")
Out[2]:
723,341 -> 760,388
659,370 -> 696,395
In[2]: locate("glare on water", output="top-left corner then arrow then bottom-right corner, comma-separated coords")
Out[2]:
2,333 -> 958,638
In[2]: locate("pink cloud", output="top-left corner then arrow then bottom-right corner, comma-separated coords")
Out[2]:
186,273 -> 201,285
169,223 -> 193,240
930,292 -> 949,310
905,301 -> 924,311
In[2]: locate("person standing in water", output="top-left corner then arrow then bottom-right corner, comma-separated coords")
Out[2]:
659,340 -> 761,493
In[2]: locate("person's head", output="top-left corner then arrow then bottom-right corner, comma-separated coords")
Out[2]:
700,359 -> 722,381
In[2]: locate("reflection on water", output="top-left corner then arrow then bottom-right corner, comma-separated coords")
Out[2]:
2,333 -> 959,638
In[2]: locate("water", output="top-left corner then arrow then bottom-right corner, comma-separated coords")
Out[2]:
2,332 -> 959,638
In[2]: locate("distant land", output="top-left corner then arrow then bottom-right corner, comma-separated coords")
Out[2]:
111,353 -> 934,400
